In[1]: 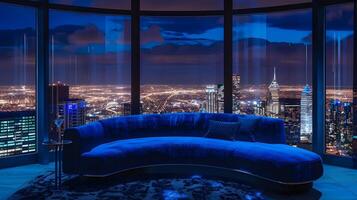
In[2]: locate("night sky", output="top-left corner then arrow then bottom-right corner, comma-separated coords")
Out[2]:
0,2 -> 354,87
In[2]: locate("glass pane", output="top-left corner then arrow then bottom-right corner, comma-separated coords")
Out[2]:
233,9 -> 313,149
325,3 -> 354,157
141,0 -> 223,11
141,16 -> 224,114
0,3 -> 37,157
234,0 -> 310,9
49,10 -> 131,140
49,0 -> 130,10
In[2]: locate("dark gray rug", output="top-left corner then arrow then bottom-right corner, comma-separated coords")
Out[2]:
9,172 -> 265,200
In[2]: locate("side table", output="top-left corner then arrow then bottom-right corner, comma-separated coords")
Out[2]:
42,140 -> 72,189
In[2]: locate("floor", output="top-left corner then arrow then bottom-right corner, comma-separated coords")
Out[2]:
0,163 -> 52,200
0,164 -> 356,200
316,165 -> 357,200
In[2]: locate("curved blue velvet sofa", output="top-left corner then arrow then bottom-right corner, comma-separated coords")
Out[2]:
63,113 -> 323,185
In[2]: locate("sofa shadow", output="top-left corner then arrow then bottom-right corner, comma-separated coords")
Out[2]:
63,165 -> 322,199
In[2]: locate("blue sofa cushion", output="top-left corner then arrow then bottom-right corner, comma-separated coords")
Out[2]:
205,120 -> 240,141
80,137 -> 323,183
237,116 -> 260,142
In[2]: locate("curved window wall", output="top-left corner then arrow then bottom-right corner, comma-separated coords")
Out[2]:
0,0 -> 355,167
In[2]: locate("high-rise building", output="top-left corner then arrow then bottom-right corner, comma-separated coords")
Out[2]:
123,102 -> 132,116
48,82 -> 70,109
48,82 -> 70,140
0,111 -> 36,157
300,84 -> 313,143
122,102 -> 143,115
205,85 -> 218,113
58,99 -> 86,129
232,74 -> 241,113
280,98 -> 301,145
267,67 -> 280,116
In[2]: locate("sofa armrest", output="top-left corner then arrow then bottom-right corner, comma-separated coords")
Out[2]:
63,121 -> 106,174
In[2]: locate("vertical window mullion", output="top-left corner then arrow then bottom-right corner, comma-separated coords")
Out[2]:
224,0 -> 233,113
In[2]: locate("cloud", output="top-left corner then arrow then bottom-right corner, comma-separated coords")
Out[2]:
325,4 -> 354,31
50,25 -> 82,45
141,42 -> 224,84
141,16 -> 223,35
68,24 -> 104,45
267,10 -> 312,31
141,25 -> 164,44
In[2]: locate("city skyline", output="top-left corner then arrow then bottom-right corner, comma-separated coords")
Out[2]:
0,79 -> 354,156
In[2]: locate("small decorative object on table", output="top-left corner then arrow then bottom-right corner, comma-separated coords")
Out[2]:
42,118 -> 72,189
54,118 -> 64,141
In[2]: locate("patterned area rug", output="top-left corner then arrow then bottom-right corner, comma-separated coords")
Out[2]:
9,172 -> 265,200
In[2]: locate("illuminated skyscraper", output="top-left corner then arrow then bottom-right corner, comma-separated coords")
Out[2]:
58,99 -> 86,129
0,111 -> 36,157
232,74 -> 241,113
300,84 -> 313,143
205,85 -> 218,113
267,67 -> 280,115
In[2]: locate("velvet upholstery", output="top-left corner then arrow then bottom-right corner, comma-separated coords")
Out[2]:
63,113 -> 323,184
205,120 -> 239,141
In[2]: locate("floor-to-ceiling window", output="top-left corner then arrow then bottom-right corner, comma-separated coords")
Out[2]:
233,9 -> 313,149
48,10 -> 131,139
140,16 -> 224,114
0,3 -> 37,157
325,3 -> 354,157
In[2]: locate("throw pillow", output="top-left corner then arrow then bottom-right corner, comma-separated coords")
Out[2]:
205,120 -> 240,141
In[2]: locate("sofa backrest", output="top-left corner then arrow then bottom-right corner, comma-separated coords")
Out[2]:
98,113 -> 286,144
